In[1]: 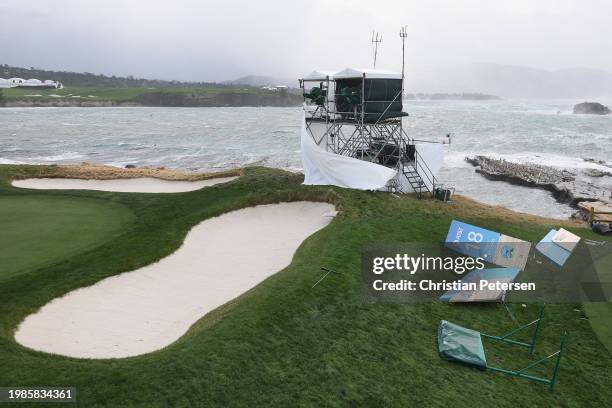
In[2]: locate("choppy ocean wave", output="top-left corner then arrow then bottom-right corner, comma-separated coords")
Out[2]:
1,102 -> 611,218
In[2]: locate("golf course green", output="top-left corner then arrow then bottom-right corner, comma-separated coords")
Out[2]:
1,164 -> 611,407
0,196 -> 133,281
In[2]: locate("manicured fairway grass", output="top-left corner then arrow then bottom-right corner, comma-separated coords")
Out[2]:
2,86 -> 280,103
0,196 -> 133,281
0,164 -> 611,407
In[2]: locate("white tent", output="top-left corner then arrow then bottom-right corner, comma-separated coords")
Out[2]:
301,70 -> 336,81
302,68 -> 402,81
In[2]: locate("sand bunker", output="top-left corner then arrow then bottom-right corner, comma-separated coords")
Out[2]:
15,202 -> 335,358
12,177 -> 238,193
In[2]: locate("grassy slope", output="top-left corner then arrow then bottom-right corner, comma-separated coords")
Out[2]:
584,303 -> 612,354
2,86 -> 278,103
0,195 -> 133,281
0,165 -> 610,407
583,249 -> 612,353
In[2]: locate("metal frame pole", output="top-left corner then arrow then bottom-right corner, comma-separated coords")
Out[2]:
486,331 -> 567,392
549,332 -> 568,391
529,305 -> 545,354
361,73 -> 365,134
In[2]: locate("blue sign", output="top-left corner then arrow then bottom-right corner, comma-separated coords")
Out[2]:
535,229 -> 572,267
445,220 -> 502,261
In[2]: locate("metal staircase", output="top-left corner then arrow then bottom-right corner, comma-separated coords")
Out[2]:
400,146 -> 438,198
402,162 -> 428,197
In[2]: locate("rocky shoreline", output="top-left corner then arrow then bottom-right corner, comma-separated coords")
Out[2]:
466,155 -> 612,206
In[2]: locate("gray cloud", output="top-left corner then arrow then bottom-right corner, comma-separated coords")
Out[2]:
1,0 -> 611,82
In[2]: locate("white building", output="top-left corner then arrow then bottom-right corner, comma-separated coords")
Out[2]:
24,78 -> 42,86
9,77 -> 25,86
0,77 -> 62,89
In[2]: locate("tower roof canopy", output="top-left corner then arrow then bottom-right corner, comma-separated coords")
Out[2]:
333,68 -> 402,80
301,70 -> 336,81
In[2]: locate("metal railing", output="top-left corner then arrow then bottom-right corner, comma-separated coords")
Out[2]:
413,147 -> 438,196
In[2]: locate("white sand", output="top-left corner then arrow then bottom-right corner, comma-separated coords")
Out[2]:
12,176 -> 238,193
15,202 -> 336,358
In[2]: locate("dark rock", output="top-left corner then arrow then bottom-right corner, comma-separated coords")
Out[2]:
466,155 -> 610,206
583,157 -> 611,168
584,168 -> 612,178
125,164 -> 136,169
573,102 -> 611,115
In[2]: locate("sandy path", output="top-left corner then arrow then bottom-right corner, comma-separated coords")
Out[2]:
15,202 -> 336,358
11,176 -> 238,193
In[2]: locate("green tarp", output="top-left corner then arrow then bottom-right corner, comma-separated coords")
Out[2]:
438,320 -> 487,370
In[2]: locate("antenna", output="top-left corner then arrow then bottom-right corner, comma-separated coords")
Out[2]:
399,26 -> 407,95
371,31 -> 382,69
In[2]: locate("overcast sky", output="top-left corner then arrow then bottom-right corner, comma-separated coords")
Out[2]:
2,0 -> 611,82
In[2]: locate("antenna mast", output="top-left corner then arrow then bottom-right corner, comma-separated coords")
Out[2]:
371,31 -> 382,69
399,25 -> 407,96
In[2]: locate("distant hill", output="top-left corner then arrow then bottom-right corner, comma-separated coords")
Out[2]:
0,64 -> 226,89
221,75 -> 297,88
434,64 -> 612,98
0,65 -> 303,108
8,63 -> 610,99
226,66 -> 612,99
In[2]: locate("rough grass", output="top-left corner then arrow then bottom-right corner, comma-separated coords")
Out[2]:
584,303 -> 612,354
0,164 -> 610,407
583,249 -> 612,354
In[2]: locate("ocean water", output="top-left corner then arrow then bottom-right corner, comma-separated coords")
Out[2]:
1,100 -> 611,219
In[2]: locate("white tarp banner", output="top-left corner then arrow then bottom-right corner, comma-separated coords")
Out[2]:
415,143 -> 444,175
413,142 -> 444,191
396,143 -> 444,193
301,118 -> 396,190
